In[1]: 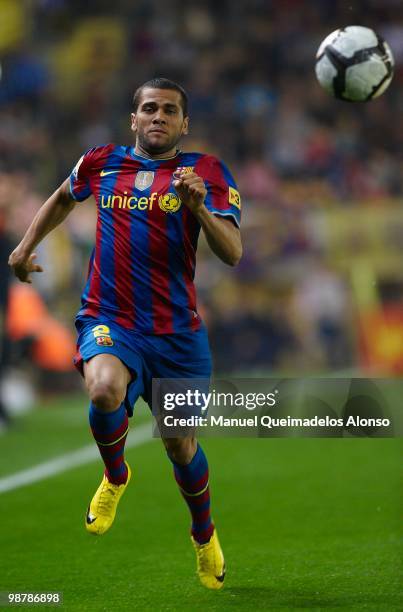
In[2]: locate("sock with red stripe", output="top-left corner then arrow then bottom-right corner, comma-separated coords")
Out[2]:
170,443 -> 214,544
89,402 -> 129,485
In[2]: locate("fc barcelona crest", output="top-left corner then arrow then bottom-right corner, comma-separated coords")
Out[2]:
135,171 -> 155,191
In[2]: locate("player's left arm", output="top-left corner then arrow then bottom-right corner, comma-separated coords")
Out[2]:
173,172 -> 242,266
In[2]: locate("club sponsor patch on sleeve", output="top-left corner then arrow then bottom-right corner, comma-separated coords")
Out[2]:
229,186 -> 241,209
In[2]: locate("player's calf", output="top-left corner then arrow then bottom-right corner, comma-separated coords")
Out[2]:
166,440 -> 224,587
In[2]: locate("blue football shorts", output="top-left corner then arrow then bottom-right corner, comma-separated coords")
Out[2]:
74,316 -> 212,416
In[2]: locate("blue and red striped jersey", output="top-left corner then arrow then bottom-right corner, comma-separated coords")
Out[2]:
69,144 -> 241,334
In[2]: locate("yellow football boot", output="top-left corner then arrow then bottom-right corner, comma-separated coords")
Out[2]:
191,529 -> 225,589
85,462 -> 131,535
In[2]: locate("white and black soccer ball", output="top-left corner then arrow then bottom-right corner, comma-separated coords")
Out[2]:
315,26 -> 394,102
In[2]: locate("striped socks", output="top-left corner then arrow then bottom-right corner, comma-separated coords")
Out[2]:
171,444 -> 214,544
89,404 -> 214,541
89,402 -> 129,485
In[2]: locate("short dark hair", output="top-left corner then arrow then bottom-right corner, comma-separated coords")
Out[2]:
132,78 -> 188,117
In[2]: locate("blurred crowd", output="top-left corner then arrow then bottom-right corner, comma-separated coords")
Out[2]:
1,0 -> 403,397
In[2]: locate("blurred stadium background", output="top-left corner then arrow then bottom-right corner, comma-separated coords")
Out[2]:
0,3 -> 402,610
2,0 -> 403,415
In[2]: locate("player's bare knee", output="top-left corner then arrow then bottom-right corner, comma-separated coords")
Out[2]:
164,437 -> 196,464
88,379 -> 125,411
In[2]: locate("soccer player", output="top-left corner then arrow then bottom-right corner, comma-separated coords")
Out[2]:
8,78 -> 242,590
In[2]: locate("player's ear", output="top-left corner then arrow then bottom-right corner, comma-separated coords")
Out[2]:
130,113 -> 137,134
182,116 -> 189,136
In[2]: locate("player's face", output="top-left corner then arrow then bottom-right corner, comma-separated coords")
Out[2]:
131,88 -> 189,157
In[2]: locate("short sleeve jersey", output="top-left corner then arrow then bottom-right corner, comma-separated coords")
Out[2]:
69,145 -> 241,334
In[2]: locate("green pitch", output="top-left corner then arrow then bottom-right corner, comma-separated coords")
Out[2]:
0,395 -> 401,611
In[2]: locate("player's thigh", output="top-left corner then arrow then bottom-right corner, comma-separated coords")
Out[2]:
142,326 -> 212,405
84,354 -> 131,407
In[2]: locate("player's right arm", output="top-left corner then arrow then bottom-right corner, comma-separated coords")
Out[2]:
8,178 -> 76,283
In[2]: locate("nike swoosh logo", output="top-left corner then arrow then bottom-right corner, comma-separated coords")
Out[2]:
100,170 -> 119,176
86,509 -> 97,524
216,564 -> 226,582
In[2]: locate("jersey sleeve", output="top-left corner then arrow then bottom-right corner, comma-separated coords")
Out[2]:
68,147 -> 97,202
202,156 -> 241,228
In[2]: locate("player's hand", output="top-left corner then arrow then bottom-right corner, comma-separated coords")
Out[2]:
8,250 -> 43,283
173,169 -> 207,215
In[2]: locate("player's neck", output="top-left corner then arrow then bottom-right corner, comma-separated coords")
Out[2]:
134,144 -> 180,160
